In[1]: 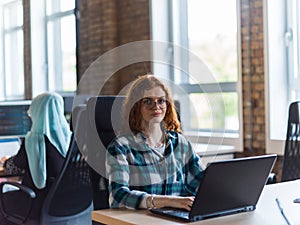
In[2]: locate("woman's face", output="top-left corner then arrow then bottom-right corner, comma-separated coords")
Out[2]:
140,86 -> 168,126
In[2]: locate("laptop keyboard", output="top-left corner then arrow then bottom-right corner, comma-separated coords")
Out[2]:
153,207 -> 189,218
167,210 -> 189,218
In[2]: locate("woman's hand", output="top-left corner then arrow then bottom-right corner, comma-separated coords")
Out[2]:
152,195 -> 195,211
0,156 -> 8,164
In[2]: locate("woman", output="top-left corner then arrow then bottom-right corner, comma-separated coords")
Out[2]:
106,74 -> 205,210
1,92 -> 72,222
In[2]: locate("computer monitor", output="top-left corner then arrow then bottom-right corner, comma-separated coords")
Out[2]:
0,100 -> 32,137
63,95 -> 74,123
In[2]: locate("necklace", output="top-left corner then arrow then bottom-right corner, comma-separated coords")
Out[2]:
154,142 -> 163,148
147,133 -> 165,148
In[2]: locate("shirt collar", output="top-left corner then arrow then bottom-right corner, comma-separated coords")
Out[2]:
134,130 -> 177,143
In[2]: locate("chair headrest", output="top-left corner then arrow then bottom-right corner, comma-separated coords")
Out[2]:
289,102 -> 300,124
87,96 -> 126,132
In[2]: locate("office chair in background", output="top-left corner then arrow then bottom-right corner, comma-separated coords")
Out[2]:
0,105 -> 93,225
281,101 -> 300,182
86,96 -> 126,210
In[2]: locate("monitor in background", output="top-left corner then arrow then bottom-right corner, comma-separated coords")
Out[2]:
0,101 -> 32,137
63,95 -> 74,123
0,95 -> 90,138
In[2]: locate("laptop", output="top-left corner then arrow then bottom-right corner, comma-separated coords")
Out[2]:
150,154 -> 277,222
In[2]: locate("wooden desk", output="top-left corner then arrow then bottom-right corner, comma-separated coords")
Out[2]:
92,179 -> 300,225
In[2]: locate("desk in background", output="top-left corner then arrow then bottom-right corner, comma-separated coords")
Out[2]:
92,179 -> 300,225
192,143 -> 235,166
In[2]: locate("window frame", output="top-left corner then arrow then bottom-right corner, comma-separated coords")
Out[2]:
0,0 -> 24,100
264,0 -> 299,155
151,0 -> 243,150
44,0 -> 77,93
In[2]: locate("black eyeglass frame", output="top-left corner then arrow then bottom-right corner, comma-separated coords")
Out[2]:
140,97 -> 169,109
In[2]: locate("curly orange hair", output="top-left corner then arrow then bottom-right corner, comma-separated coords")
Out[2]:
122,74 -> 182,134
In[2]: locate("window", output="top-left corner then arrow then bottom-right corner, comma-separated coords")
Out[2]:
286,0 -> 300,101
265,0 -> 300,154
0,0 -> 24,100
31,0 -> 77,96
0,0 -> 77,100
151,0 -> 242,149
45,0 -> 77,93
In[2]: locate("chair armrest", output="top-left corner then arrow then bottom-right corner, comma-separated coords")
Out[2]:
0,181 -> 36,198
0,181 -> 36,223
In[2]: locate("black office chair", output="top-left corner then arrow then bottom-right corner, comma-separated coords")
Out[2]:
86,96 -> 126,210
85,96 -> 184,209
281,101 -> 300,182
0,106 -> 93,225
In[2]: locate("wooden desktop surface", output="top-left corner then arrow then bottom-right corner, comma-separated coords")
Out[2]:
92,179 -> 300,225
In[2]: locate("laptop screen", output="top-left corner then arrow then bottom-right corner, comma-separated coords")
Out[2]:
190,154 -> 277,218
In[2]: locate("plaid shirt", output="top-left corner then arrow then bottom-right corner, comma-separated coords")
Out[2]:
106,130 -> 205,209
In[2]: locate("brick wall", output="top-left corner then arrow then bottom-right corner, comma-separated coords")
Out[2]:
23,0 -> 32,99
239,0 -> 282,180
241,0 -> 265,154
76,0 -> 151,95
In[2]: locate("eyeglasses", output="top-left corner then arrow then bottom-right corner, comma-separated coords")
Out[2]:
140,97 -> 169,109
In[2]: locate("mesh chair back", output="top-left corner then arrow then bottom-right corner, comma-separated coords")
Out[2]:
46,137 -> 92,216
281,101 -> 300,182
40,105 -> 93,224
